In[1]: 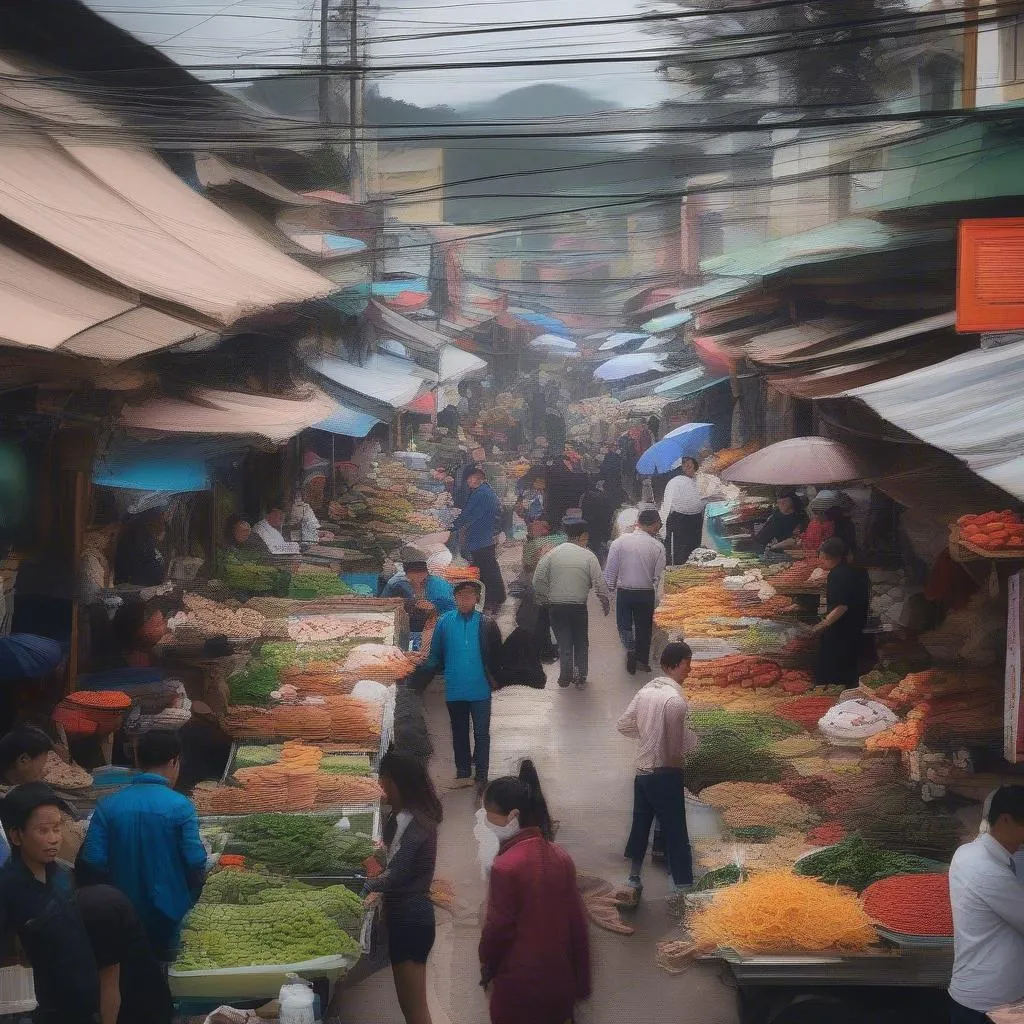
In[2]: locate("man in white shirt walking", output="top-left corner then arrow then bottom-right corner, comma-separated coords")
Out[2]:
533,520 -> 610,689
253,507 -> 301,555
948,784 -> 1024,1022
660,457 -> 708,566
604,509 -> 666,675
616,641 -> 699,908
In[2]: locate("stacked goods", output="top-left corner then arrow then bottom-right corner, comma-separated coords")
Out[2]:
225,814 -> 375,876
841,788 -> 961,860
778,775 -> 835,808
437,565 -> 481,585
700,782 -> 817,829
663,565 -> 731,594
341,644 -> 414,680
655,586 -> 796,634
288,614 -> 393,645
690,710 -> 802,746
54,691 -> 132,736
279,663 -> 355,696
287,570 -> 354,599
260,640 -> 370,669
179,594 -> 268,640
861,873 -> 953,937
321,695 -> 383,745
702,447 -> 750,474
771,734 -> 822,758
315,773 -> 382,806
685,733 -> 784,793
864,716 -> 925,752
177,875 -> 362,970
858,668 -> 902,697
42,752 -> 92,791
686,655 -> 783,690
795,834 -> 940,893
735,622 -> 789,656
769,560 -> 824,589
807,821 -> 847,845
688,871 -> 876,953
775,695 -> 840,730
957,510 -> 1024,552
320,753 -> 373,775
193,766 -> 319,815
223,705 -> 333,741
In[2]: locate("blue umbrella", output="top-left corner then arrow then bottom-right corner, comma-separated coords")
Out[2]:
0,634 -> 65,681
509,308 -> 570,336
598,332 -> 649,352
594,353 -> 668,381
636,423 -> 714,475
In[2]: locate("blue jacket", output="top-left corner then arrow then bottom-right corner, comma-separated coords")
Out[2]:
381,572 -> 456,615
421,609 -> 501,701
80,774 -> 207,956
452,482 -> 501,553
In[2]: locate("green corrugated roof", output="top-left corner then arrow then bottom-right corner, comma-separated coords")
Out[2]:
701,218 -> 952,279
854,121 -> 1024,212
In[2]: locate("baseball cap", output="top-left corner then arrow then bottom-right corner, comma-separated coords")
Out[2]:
453,579 -> 483,595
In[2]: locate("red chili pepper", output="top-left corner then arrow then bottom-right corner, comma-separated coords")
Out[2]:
861,873 -> 952,936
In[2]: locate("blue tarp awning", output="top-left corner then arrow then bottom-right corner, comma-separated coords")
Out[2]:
314,403 -> 382,438
92,439 -> 236,491
509,307 -> 570,336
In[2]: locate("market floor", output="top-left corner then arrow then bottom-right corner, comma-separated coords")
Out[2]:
334,580 -> 741,1024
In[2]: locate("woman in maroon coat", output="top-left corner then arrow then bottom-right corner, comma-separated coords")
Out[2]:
479,761 -> 591,1024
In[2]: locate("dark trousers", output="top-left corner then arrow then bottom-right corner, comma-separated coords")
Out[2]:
624,768 -> 693,886
549,603 -> 589,682
536,603 -> 557,657
615,588 -> 656,666
471,545 -> 507,610
665,511 -> 704,566
446,698 -> 491,781
949,1000 -> 990,1024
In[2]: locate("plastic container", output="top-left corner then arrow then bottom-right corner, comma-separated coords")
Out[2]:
0,965 -> 36,1015
279,976 -> 316,1024
91,766 -> 140,791
684,793 -> 722,840
340,573 -> 380,595
168,953 -> 357,1000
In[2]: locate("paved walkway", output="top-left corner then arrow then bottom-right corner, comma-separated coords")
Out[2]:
336,582 -> 740,1024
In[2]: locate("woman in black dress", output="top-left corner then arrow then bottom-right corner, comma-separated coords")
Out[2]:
364,751 -> 443,1024
812,537 -> 870,686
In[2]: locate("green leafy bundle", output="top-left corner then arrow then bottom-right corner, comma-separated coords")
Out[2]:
693,863 -> 747,892
227,662 -> 279,707
226,813 -> 374,875
795,833 -> 942,893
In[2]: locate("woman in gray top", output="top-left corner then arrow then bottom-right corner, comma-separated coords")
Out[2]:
364,750 -> 442,1024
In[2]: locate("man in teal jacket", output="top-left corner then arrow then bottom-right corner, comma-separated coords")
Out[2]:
79,730 -> 207,960
413,580 -> 501,793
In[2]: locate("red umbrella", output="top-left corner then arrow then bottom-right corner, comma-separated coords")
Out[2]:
721,437 -> 864,485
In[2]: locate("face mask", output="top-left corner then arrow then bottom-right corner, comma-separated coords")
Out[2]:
485,813 -> 521,842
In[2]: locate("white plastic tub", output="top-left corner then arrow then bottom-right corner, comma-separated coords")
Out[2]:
168,952 -> 358,1000
685,792 -> 723,840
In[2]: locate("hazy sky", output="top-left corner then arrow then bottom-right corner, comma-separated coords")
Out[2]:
85,0 -> 674,107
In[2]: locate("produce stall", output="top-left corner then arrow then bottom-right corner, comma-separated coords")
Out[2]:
653,543 -> 1021,1023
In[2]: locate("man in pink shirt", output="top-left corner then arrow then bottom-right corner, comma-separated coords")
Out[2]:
616,641 -> 699,906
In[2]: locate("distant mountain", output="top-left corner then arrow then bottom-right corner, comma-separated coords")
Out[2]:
463,84 -> 618,121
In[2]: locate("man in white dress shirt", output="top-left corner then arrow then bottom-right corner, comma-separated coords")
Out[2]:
948,785 -> 1024,1022
659,457 -> 708,566
253,507 -> 301,555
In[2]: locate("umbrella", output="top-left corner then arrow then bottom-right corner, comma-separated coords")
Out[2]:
530,334 -> 578,352
598,332 -> 649,352
636,423 -> 715,474
594,353 -> 668,381
638,337 -> 669,352
0,634 -> 65,681
509,308 -> 569,336
721,437 -> 864,485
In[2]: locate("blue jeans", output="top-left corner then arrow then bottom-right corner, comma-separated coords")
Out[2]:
446,698 -> 491,782
549,603 -> 589,682
615,588 -> 655,665
624,768 -> 693,886
949,1001 -> 989,1024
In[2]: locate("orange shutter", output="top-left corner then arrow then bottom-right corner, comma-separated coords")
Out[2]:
958,218 -> 1024,332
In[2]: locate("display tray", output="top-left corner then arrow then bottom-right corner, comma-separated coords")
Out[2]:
221,741 -> 378,782
950,524 -> 1024,561
874,926 -> 953,950
168,952 -> 358,1000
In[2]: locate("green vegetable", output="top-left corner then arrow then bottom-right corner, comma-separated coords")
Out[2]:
225,813 -> 374,875
258,639 -> 373,668
794,833 -> 942,892
222,555 -> 288,595
693,864 -> 747,892
690,711 -> 802,748
227,662 -> 279,707
858,669 -> 902,690
730,826 -> 780,843
320,754 -> 372,776
844,789 -> 962,860
232,744 -> 283,769
288,571 -> 354,598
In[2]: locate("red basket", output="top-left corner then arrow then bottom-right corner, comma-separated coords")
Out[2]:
54,691 -> 132,736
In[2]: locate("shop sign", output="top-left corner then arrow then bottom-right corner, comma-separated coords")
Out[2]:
1004,570 -> 1024,763
958,218 -> 1024,333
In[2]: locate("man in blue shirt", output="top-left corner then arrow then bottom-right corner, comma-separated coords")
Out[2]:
381,546 -> 456,634
79,730 -> 207,961
450,468 -> 506,614
414,580 -> 501,794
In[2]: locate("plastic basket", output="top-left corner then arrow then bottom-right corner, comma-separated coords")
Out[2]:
0,966 -> 35,1014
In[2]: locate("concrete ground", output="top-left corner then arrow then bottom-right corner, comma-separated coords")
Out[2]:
335,581 -> 740,1024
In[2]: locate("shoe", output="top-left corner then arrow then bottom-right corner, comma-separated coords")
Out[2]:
666,884 -> 693,915
626,652 -> 637,675
448,777 -> 474,791
574,674 -> 587,689
557,674 -> 571,688
614,879 -> 643,909
638,662 -> 652,673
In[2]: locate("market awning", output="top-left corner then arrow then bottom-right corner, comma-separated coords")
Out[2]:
367,301 -> 449,372
313,403 -> 381,438
306,351 -> 430,419
120,386 -> 338,444
641,310 -> 693,334
638,277 -> 755,318
193,154 -> 318,207
620,365 -> 726,401
745,319 -> 865,366
93,441 -> 214,491
438,344 -> 486,384
0,55 -> 334,330
845,337 -> 1024,500
702,220 -> 954,279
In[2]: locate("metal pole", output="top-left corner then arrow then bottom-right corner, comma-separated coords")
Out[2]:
319,0 -> 331,128
349,0 -> 363,201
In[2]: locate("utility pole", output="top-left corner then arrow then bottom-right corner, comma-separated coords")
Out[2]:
319,0 -> 331,129
348,0 -> 364,202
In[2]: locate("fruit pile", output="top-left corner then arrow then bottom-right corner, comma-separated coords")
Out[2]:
957,510 -> 1024,551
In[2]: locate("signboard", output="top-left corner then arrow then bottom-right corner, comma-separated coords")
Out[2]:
958,218 -> 1024,333
1004,570 -> 1024,763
